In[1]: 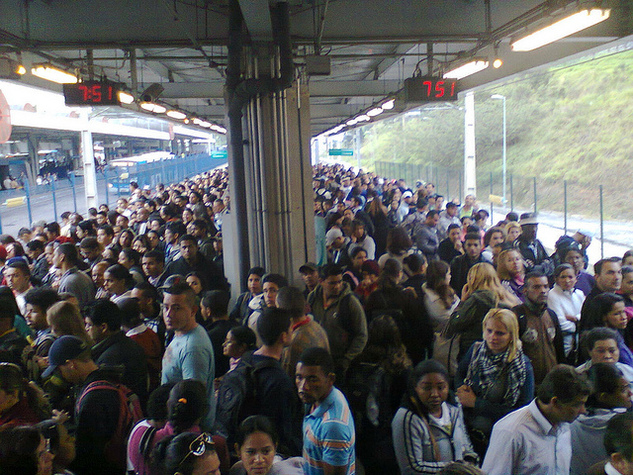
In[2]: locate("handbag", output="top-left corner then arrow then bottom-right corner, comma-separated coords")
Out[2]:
433,329 -> 460,377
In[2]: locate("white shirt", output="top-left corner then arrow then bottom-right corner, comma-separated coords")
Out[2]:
547,284 -> 585,333
482,399 -> 572,475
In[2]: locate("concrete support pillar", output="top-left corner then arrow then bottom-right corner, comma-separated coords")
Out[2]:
81,114 -> 98,208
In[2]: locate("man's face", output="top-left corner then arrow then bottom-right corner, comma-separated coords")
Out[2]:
552,395 -> 587,424
97,229 -> 112,246
446,205 -> 457,217
142,257 -> 163,278
80,247 -> 100,261
164,229 -> 176,245
525,276 -> 549,305
163,292 -> 197,333
84,316 -> 107,344
4,267 -> 30,293
302,270 -> 319,290
25,303 -> 48,330
597,262 -> 622,292
247,274 -> 262,295
179,240 -> 198,261
115,215 -> 128,229
464,239 -> 482,259
263,282 -> 280,308
130,288 -> 152,315
52,249 -> 63,269
321,274 -> 343,299
295,363 -> 334,405
521,224 -> 538,241
426,214 -> 439,228
448,228 -> 461,244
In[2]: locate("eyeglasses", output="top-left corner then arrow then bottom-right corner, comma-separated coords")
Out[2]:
174,433 -> 215,473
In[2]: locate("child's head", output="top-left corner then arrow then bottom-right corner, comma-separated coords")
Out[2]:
408,359 -> 450,416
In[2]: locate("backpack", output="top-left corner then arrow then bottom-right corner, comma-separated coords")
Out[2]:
344,362 -> 391,438
215,352 -> 278,444
76,380 -> 143,469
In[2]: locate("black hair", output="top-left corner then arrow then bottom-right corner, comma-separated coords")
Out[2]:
403,252 -> 427,273
228,326 -> 257,351
117,297 -> 142,328
257,307 -> 291,346
143,249 -> 165,264
298,347 -> 334,376
178,234 -> 197,245
405,359 -> 452,417
587,363 -> 626,409
24,288 -> 60,314
98,224 -> 115,237
554,263 -> 575,279
537,364 -> 592,404
247,266 -> 266,278
168,380 -> 209,434
133,282 -> 160,302
446,223 -> 460,232
200,290 -> 230,317
235,415 -> 279,448
262,273 -> 289,289
106,263 -> 134,290
319,263 -> 343,280
0,286 -> 20,319
276,286 -> 305,320
147,383 -> 175,421
56,243 -> 79,266
524,270 -> 547,285
426,210 -> 439,219
79,236 -> 99,250
6,261 -> 30,277
165,220 -> 187,237
622,265 -> 633,277
152,432 -> 216,475
349,246 -> 368,259
605,413 -> 633,460
581,327 -> 620,355
463,232 -> 481,243
25,240 -> 44,252
583,293 -> 625,331
0,426 -> 42,475
595,257 -> 622,276
120,248 -> 142,267
84,298 -> 122,331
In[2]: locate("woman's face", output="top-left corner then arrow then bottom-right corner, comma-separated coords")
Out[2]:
507,227 -> 521,242
602,376 -> 633,410
238,431 -> 276,475
415,373 -> 449,415
36,435 -> 54,475
605,301 -> 628,330
484,319 -> 512,354
564,251 -> 584,273
119,232 -> 133,249
223,331 -> 244,358
624,255 -> 633,267
118,252 -> 132,269
182,210 -> 193,223
502,250 -> 524,277
191,451 -> 221,475
556,268 -> 577,292
187,275 -> 203,295
489,231 -> 504,248
0,388 -> 19,414
132,240 -> 147,254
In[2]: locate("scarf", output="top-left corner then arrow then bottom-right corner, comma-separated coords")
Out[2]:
465,342 -> 527,407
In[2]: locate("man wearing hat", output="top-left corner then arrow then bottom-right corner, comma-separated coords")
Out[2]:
554,229 -> 594,269
299,262 -> 320,298
325,227 -> 350,267
515,213 -> 554,277
44,335 -> 139,475
397,190 -> 414,223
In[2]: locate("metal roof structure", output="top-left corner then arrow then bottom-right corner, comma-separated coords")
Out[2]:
1,0 -> 631,136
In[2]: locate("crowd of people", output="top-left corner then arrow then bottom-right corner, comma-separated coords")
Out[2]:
1,161 -> 633,475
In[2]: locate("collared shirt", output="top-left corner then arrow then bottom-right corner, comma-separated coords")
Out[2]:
482,399 -> 571,475
303,387 -> 355,475
606,462 -> 622,475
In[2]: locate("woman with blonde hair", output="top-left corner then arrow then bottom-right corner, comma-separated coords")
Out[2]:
455,308 -> 534,456
46,301 -> 92,346
446,263 -> 520,359
496,245 -> 525,302
505,221 -> 521,245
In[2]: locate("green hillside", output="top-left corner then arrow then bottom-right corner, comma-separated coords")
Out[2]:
358,48 -> 633,219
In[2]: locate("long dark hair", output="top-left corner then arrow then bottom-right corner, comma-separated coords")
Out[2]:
426,260 -> 456,309
404,359 -> 454,417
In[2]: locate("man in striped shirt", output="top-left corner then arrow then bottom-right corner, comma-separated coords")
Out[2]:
296,347 -> 355,475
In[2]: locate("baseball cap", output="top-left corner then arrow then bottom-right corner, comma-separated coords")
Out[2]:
42,335 -> 90,379
519,213 -> 539,226
325,228 -> 343,247
160,274 -> 186,289
299,263 -> 318,274
402,191 -> 413,199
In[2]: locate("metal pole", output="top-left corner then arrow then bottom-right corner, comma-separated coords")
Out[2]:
24,179 -> 32,226
489,171 -> 494,223
51,177 -> 58,222
600,185 -> 604,259
458,171 -> 462,203
70,172 -> 77,212
510,174 -> 514,211
533,177 -> 537,214
104,168 -> 109,207
446,168 -> 450,201
564,180 -> 568,234
502,97 -> 507,206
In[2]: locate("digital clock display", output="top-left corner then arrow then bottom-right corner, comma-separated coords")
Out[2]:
63,81 -> 121,106
403,77 -> 459,103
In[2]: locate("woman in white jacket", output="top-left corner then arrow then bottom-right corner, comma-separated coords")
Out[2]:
547,264 -> 586,357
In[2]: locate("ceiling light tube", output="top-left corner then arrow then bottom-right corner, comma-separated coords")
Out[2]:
367,107 -> 383,117
140,102 -> 166,114
346,118 -> 358,126
167,110 -> 187,120
381,99 -> 395,110
512,8 -> 611,51
356,115 -> 370,122
31,64 -> 78,84
444,59 -> 489,80
118,91 -> 135,104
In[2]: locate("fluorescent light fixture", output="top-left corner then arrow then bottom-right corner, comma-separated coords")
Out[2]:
140,102 -> 167,114
493,58 -> 503,69
511,8 -> 610,52
346,118 -> 358,126
367,107 -> 383,117
444,59 -> 489,80
199,121 -> 212,128
31,64 -> 78,84
381,99 -> 395,110
118,91 -> 135,104
167,110 -> 187,120
15,65 -> 26,75
356,115 -> 370,122
214,126 -> 227,134
192,118 -> 204,126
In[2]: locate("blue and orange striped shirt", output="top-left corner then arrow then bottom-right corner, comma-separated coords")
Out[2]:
303,387 -> 355,475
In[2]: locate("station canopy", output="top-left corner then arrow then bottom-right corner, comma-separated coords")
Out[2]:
1,0 -> 631,136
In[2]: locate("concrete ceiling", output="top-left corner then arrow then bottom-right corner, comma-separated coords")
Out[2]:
1,0 -> 631,136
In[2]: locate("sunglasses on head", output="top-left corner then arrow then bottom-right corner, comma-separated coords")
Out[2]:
174,433 -> 215,473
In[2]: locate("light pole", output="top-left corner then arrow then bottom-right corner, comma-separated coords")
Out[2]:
491,94 -> 506,206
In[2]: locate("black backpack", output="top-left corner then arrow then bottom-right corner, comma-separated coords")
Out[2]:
344,362 -> 392,438
215,352 -> 277,444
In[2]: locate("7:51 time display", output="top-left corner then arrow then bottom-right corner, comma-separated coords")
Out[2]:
63,81 -> 121,106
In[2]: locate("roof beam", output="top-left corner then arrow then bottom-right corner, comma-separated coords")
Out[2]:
238,0 -> 273,41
